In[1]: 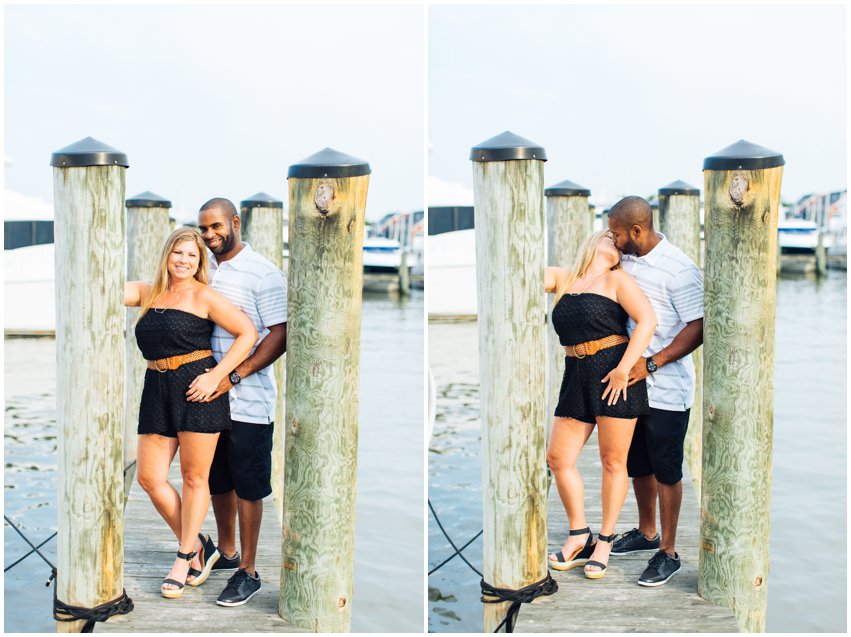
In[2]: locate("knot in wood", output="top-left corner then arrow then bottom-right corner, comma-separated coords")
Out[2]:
708,403 -> 716,420
754,576 -> 763,588
337,596 -> 347,610
314,184 -> 334,214
729,175 -> 749,207
290,417 -> 300,435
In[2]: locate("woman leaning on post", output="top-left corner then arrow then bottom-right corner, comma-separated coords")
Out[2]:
124,227 -> 257,598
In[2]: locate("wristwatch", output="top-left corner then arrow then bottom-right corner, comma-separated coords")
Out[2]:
646,357 -> 658,374
229,371 -> 242,386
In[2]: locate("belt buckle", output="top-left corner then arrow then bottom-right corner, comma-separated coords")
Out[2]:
574,344 -> 586,359
154,358 -> 168,373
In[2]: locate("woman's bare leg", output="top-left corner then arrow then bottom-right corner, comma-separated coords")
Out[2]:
136,434 -> 180,535
586,415 -> 637,572
546,417 -> 595,561
162,431 -> 220,590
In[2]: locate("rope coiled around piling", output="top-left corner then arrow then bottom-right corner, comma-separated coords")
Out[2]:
481,573 -> 559,633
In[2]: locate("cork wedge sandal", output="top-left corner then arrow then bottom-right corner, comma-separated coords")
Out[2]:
161,549 -> 198,599
584,532 -> 615,579
548,527 -> 596,571
187,533 -> 220,587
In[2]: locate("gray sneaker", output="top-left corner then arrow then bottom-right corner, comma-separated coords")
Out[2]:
611,528 -> 661,555
638,550 -> 681,586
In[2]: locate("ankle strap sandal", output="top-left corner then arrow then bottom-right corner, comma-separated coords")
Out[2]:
161,550 -> 198,599
569,527 -> 591,536
597,533 -> 615,543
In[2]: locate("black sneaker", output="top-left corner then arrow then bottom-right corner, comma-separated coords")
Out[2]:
638,550 -> 681,587
216,569 -> 262,606
611,528 -> 661,555
211,548 -> 241,571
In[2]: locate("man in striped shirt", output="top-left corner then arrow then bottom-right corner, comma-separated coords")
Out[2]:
606,196 -> 704,587
196,198 -> 287,606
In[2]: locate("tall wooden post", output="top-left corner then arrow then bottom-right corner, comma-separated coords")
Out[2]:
658,180 -> 703,497
51,137 -> 128,632
399,250 -> 410,295
124,191 -> 171,502
471,131 -> 548,633
240,192 -> 286,526
815,232 -> 827,276
280,149 -> 369,632
544,180 -> 592,446
699,139 -> 784,633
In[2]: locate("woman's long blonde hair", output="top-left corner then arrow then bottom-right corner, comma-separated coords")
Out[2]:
553,229 -> 619,307
137,227 -> 208,322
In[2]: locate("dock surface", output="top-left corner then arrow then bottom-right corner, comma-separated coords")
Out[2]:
98,463 -> 302,633
516,428 -> 740,633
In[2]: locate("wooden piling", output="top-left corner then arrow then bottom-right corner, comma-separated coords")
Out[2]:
399,250 -> 410,294
816,232 -> 827,276
544,180 -> 592,443
124,192 -> 171,502
240,192 -> 287,525
700,139 -> 784,632
51,137 -> 128,632
658,180 -> 703,496
280,148 -> 370,632
470,131 -> 548,633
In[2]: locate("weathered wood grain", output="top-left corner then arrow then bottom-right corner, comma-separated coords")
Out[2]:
699,165 -> 783,632
280,175 -> 369,632
241,204 -> 287,526
125,205 -> 171,502
546,194 -> 594,439
473,159 -> 548,632
658,193 -> 703,497
97,463 -> 301,633
518,428 -> 740,632
54,166 -> 126,632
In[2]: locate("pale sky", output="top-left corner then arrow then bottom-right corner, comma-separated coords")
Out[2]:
429,4 -> 847,205
5,5 -> 424,222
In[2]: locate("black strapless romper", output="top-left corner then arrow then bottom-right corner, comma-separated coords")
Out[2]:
135,309 -> 231,437
551,293 -> 649,423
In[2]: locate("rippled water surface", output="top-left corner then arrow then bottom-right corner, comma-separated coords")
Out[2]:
428,273 -> 846,633
4,290 -> 424,633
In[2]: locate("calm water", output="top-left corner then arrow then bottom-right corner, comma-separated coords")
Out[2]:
4,290 -> 424,633
428,272 -> 847,633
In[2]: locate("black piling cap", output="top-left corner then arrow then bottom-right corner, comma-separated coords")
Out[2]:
50,136 -> 129,168
126,191 -> 172,208
545,179 -> 590,197
287,148 -> 371,179
703,139 -> 784,171
470,131 -> 547,162
658,180 -> 700,196
241,192 -> 283,209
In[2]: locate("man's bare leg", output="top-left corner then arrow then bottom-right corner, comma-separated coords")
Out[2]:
237,498 -> 263,575
212,490 -> 238,559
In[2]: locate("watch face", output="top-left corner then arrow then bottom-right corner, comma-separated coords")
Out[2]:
646,359 -> 657,373
229,371 -> 241,385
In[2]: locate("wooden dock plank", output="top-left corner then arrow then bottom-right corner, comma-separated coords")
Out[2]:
516,428 -> 740,633
98,463 -> 303,633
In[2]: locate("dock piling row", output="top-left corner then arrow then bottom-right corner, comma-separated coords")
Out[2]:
280,149 -> 370,632
699,139 -> 784,632
471,131 -> 549,633
240,192 -> 287,526
51,137 -> 129,632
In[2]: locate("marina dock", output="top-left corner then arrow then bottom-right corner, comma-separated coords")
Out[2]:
98,463 -> 301,633
516,430 -> 740,633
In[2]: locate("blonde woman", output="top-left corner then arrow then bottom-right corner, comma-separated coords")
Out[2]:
544,229 -> 656,579
124,227 -> 257,598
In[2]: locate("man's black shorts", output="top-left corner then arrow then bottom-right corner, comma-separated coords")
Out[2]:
208,420 -> 273,501
626,407 -> 690,485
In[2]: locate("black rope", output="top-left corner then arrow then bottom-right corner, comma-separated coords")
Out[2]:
428,499 -> 483,577
4,515 -> 56,572
54,587 -> 134,633
4,515 -> 134,631
481,572 -> 558,633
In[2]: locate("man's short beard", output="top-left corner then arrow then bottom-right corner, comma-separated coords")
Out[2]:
210,228 -> 236,254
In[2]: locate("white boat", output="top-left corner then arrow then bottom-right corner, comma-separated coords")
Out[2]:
363,237 -> 402,273
5,243 -> 55,334
778,218 -> 832,254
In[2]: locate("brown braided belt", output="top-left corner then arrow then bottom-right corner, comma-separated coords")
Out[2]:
565,335 -> 629,359
147,349 -> 213,373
